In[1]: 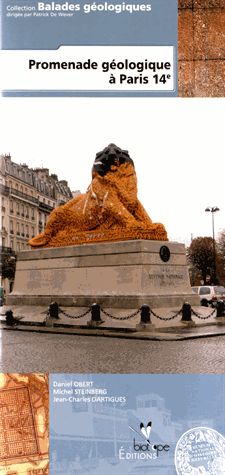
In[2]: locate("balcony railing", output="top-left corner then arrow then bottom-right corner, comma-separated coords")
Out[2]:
10,188 -> 39,204
38,201 -> 54,212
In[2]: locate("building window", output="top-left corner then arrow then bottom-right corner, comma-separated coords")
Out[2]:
10,200 -> 13,213
16,202 -> 20,215
26,225 -> 29,238
26,206 -> 29,218
137,400 -> 144,408
17,242 -> 20,251
10,240 -> 14,250
32,226 -> 35,237
10,221 -> 14,233
163,415 -> 170,426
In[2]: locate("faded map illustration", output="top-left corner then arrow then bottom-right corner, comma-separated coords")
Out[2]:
0,373 -> 49,475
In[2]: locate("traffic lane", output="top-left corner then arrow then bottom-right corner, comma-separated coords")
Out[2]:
1,331 -> 225,374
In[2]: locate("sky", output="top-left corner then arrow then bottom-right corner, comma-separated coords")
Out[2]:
0,97 -> 224,245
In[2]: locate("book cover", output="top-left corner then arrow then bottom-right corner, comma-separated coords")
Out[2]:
0,2 -> 225,475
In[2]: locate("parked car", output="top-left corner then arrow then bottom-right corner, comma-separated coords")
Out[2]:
191,285 -> 225,306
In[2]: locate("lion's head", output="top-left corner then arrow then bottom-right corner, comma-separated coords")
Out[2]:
92,143 -> 134,177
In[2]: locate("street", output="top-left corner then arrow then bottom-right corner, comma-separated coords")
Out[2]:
1,329 -> 225,373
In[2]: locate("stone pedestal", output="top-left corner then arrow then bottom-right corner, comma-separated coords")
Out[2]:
7,240 -> 199,308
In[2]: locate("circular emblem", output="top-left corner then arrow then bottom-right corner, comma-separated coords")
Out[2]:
159,245 -> 170,262
175,427 -> 225,475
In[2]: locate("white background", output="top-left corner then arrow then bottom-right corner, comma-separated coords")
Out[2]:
0,46 -> 174,91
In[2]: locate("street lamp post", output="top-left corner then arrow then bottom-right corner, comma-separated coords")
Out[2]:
205,206 -> 220,284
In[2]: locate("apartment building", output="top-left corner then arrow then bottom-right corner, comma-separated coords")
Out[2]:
0,154 -> 73,293
0,154 -> 73,251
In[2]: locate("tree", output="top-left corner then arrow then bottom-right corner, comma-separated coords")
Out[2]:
217,230 -> 225,283
218,230 -> 225,264
187,237 -> 215,285
0,249 -> 16,280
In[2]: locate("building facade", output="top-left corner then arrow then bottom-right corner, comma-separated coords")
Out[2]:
0,154 -> 73,292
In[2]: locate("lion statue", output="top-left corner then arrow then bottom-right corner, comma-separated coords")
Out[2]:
29,144 -> 168,248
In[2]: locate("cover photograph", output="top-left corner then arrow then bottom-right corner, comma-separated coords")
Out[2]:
0,97 -> 224,375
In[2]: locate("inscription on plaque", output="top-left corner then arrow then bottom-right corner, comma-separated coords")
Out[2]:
148,267 -> 186,288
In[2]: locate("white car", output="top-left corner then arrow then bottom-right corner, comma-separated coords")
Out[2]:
191,285 -> 225,306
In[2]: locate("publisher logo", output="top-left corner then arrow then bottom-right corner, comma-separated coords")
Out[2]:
119,420 -> 170,461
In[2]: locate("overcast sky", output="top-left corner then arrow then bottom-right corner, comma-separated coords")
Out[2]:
0,97 -> 224,245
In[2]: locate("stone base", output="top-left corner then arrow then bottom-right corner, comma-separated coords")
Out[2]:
7,240 -> 200,309
136,323 -> 155,332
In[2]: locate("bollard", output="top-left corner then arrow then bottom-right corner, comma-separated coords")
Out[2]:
216,300 -> 225,318
5,310 -> 17,326
181,302 -> 193,323
48,301 -> 60,319
136,304 -> 154,332
87,303 -> 103,326
140,305 -> 151,324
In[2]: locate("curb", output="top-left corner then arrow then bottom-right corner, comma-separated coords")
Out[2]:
2,322 -> 225,341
